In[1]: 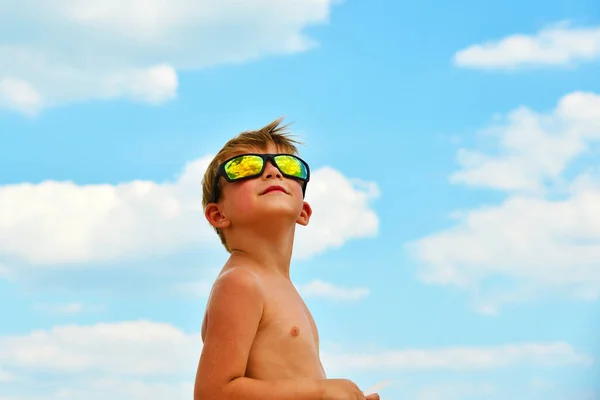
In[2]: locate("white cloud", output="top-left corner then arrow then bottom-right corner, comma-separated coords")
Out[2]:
297,279 -> 370,301
0,0 -> 340,114
0,78 -> 42,115
103,65 -> 178,104
0,322 -> 197,398
323,342 -> 591,372
31,302 -> 87,315
0,320 -> 201,376
0,321 -> 591,400
0,368 -> 16,383
450,91 -> 600,193
4,324 -> 589,375
171,266 -> 221,298
454,22 -> 600,69
2,379 -> 193,400
295,169 -> 380,257
0,156 -> 379,274
530,377 -> 555,390
408,91 -> 600,310
415,382 -> 496,400
0,264 -> 11,280
174,280 -> 213,298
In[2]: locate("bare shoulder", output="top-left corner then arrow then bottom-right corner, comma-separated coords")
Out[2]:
195,266 -> 266,396
201,266 -> 263,339
211,266 -> 263,302
203,266 -> 264,328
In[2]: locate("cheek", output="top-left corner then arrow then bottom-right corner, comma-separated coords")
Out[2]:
222,181 -> 256,213
290,180 -> 305,198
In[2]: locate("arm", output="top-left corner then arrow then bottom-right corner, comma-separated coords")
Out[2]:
193,268 -> 325,400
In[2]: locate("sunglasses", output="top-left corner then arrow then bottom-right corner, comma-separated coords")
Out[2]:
210,153 -> 311,203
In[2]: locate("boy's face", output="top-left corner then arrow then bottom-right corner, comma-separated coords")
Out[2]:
205,143 -> 312,232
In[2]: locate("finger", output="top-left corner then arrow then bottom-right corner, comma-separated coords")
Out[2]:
366,393 -> 380,400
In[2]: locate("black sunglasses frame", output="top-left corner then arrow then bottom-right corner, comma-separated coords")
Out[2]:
210,153 -> 311,203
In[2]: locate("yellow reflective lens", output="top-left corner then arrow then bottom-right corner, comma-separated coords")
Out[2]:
224,155 -> 263,179
275,155 -> 307,179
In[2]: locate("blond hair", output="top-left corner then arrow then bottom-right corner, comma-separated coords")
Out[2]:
202,117 -> 302,251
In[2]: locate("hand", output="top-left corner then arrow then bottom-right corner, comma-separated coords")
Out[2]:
320,378 -> 367,400
365,394 -> 380,400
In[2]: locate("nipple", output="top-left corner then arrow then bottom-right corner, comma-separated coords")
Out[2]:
290,326 -> 300,337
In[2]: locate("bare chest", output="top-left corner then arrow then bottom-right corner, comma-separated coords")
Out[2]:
258,284 -> 317,350
246,281 -> 323,378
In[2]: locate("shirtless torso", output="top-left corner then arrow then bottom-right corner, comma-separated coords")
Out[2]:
201,264 -> 326,381
194,130 -> 380,400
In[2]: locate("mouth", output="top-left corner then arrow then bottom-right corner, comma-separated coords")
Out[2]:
261,185 -> 287,195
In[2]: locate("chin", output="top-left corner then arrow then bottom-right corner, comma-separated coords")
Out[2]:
253,203 -> 302,221
231,196 -> 303,224
259,206 -> 300,219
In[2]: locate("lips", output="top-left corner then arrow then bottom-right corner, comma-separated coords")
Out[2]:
262,185 -> 287,194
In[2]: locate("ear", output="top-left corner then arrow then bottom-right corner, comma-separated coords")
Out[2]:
296,201 -> 312,226
204,203 -> 231,229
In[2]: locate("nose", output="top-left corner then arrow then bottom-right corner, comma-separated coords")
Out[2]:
263,160 -> 282,179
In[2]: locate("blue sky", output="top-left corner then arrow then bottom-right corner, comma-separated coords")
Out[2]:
1,0 -> 600,399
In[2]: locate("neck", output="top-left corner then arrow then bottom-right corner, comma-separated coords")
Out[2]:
226,222 -> 296,278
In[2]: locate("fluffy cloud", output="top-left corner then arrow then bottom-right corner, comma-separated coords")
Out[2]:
450,91 -> 600,193
415,382 -> 496,400
173,279 -> 214,298
2,321 -> 196,397
0,0 -> 339,114
453,22 -> 600,69
30,302 -> 87,315
408,91 -> 600,311
0,321 -> 591,400
0,321 -> 201,376
2,378 -> 192,400
0,156 -> 379,271
323,342 -> 591,372
0,368 -> 16,383
0,78 -> 42,116
295,168 -> 380,257
8,380 -> 193,400
0,264 -> 10,279
297,279 -> 370,301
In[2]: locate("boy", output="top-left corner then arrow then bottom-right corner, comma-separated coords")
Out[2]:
194,118 -> 380,400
